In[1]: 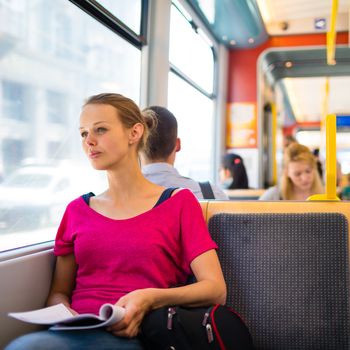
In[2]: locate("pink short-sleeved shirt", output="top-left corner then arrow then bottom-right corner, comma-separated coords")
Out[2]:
54,189 -> 217,314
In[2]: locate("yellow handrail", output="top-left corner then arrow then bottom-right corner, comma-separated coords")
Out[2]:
308,114 -> 340,201
271,103 -> 277,184
327,0 -> 338,65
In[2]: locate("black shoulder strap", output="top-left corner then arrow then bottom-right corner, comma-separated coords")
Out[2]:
198,181 -> 215,199
82,192 -> 95,205
153,188 -> 178,208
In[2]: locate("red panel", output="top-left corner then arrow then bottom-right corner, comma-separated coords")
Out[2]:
227,32 -> 349,103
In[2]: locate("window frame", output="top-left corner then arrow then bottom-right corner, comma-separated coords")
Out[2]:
170,0 -> 217,99
68,0 -> 149,48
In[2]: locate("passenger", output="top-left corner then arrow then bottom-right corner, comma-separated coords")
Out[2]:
312,148 -> 324,181
220,153 -> 249,189
283,134 -> 297,149
259,143 -> 324,200
141,106 -> 228,200
5,93 -> 226,350
341,173 -> 350,200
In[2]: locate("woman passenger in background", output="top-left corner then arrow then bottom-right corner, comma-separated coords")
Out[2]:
259,143 -> 324,200
220,153 -> 249,190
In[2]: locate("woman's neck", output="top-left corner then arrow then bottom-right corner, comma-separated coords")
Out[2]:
291,188 -> 312,200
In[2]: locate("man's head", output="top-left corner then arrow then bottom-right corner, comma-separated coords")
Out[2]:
142,106 -> 179,163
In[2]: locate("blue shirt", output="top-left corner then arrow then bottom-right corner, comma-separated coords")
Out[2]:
142,163 -> 228,200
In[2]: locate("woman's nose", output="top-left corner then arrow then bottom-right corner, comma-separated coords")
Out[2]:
85,134 -> 96,146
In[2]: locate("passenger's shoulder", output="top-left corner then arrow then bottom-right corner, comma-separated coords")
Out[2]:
259,186 -> 279,200
209,183 -> 229,200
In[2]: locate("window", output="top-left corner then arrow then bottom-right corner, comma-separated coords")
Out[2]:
2,81 -> 27,121
95,0 -> 142,34
169,2 -> 214,94
0,0 -> 143,251
168,72 -> 214,180
46,91 -> 66,124
168,2 -> 216,181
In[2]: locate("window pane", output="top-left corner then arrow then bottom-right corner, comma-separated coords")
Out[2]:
95,0 -> 142,34
169,4 -> 214,94
168,72 -> 214,181
0,0 -> 141,251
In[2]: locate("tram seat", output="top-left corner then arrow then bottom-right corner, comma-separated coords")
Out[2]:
0,246 -> 55,348
0,200 -> 349,349
224,188 -> 265,200
204,200 -> 350,350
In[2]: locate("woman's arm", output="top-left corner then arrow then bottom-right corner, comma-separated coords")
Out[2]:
147,249 -> 226,308
110,249 -> 226,337
46,254 -> 77,313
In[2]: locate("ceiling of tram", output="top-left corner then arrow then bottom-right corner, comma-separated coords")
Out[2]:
262,47 -> 350,124
282,76 -> 350,123
187,0 -> 350,124
256,0 -> 350,35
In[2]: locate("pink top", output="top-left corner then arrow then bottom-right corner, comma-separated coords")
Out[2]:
54,189 -> 217,314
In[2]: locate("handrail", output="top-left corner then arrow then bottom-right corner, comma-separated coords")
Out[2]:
327,0 -> 338,65
308,114 -> 340,201
271,103 -> 277,184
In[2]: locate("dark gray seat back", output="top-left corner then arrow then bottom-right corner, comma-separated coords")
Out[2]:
208,212 -> 350,350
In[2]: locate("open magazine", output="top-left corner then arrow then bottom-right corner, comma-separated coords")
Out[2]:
8,303 -> 125,331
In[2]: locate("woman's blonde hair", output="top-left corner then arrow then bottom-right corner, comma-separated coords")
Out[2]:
280,143 -> 324,199
83,93 -> 157,153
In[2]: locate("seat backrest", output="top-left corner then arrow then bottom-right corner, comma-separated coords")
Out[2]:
224,189 -> 265,200
204,200 -> 350,350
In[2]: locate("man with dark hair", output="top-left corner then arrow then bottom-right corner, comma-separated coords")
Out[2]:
141,106 -> 228,200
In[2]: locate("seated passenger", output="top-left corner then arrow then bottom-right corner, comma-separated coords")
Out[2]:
141,106 -> 228,200
312,148 -> 324,181
5,93 -> 226,350
220,153 -> 249,189
341,173 -> 350,200
259,143 -> 324,200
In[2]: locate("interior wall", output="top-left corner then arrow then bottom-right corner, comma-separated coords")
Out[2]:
227,32 -> 349,104
226,32 -> 349,188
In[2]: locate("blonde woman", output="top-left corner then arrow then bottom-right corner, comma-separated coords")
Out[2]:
6,93 -> 226,350
260,143 -> 324,200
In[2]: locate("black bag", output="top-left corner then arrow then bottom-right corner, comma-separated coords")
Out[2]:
140,304 -> 254,350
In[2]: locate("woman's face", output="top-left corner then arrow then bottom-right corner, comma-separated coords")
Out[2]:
287,161 -> 314,192
79,103 -> 131,170
219,168 -> 230,183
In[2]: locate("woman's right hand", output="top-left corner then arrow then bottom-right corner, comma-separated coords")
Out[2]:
107,288 -> 155,338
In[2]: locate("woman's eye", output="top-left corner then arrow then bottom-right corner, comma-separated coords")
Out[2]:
80,131 -> 88,138
96,127 -> 107,134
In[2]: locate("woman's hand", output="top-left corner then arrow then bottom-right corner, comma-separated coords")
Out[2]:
107,289 -> 154,338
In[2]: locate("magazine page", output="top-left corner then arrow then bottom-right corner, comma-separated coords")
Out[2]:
8,304 -> 75,325
9,303 -> 125,330
50,303 -> 125,330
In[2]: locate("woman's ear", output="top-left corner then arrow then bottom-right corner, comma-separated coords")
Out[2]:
128,123 -> 144,145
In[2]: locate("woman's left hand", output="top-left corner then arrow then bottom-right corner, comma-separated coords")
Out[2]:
107,289 -> 154,338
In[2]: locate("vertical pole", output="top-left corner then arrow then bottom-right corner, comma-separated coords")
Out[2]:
327,0 -> 338,65
271,103 -> 277,185
325,114 -> 338,199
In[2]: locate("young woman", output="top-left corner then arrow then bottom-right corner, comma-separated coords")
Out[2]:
220,153 -> 249,190
259,143 -> 324,200
6,93 -> 226,350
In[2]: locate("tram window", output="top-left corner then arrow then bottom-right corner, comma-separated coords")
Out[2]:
94,0 -> 142,35
169,2 -> 214,94
2,81 -> 27,121
0,0 -> 141,252
168,72 -> 214,181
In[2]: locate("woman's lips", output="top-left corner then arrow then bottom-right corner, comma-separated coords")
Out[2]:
89,151 -> 101,159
